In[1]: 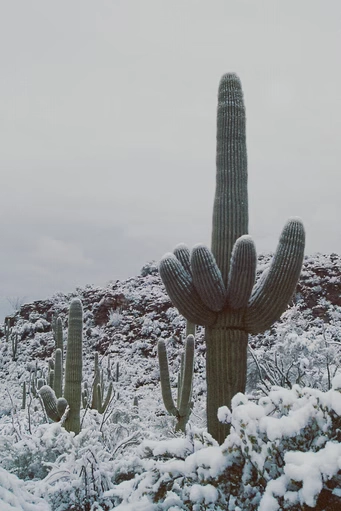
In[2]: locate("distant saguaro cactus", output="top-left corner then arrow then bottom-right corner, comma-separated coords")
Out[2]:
157,335 -> 194,432
90,352 -> 113,414
39,298 -> 83,434
159,74 -> 305,444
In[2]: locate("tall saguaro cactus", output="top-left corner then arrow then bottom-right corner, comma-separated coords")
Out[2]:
63,298 -> 83,434
39,298 -> 83,435
159,73 -> 305,444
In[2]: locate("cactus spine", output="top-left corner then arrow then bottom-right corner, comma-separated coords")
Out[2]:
157,335 -> 194,432
39,298 -> 83,434
159,74 -> 305,444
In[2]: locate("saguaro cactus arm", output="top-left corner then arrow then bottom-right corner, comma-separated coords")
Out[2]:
191,245 -> 225,311
97,381 -> 114,414
54,348 -> 63,398
246,218 -> 305,334
157,339 -> 178,417
159,255 -> 217,326
55,317 -> 63,353
226,235 -> 257,309
178,335 -> 194,419
39,385 -> 67,422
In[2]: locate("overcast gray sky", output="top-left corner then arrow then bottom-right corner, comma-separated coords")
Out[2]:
1,0 -> 340,319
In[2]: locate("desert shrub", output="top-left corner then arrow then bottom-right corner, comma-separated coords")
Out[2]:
248,306 -> 341,394
106,378 -> 341,510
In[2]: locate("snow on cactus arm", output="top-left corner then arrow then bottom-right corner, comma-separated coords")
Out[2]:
173,243 -> 191,275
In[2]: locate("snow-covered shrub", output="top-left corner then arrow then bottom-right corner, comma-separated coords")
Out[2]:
140,261 -> 158,277
0,423 -> 74,481
0,466 -> 50,511
107,380 -> 341,510
108,308 -> 122,327
248,306 -> 341,394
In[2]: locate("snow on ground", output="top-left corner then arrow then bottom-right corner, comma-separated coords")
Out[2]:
0,255 -> 341,510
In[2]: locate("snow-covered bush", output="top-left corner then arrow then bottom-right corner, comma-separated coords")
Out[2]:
0,466 -> 50,511
140,261 -> 158,277
0,423 -> 73,481
248,306 -> 341,394
106,379 -> 341,510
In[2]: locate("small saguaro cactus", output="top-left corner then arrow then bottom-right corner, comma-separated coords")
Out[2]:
159,74 -> 305,444
39,298 -> 83,434
91,352 -> 113,414
11,332 -> 19,361
157,335 -> 195,432
4,317 -> 12,343
82,381 -> 89,409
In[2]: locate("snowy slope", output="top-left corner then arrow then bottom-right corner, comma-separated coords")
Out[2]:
0,254 -> 340,510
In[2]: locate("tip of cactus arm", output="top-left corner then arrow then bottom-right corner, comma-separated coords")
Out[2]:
159,253 -> 177,271
192,243 -> 209,251
219,72 -> 242,87
159,252 -> 176,263
185,334 -> 195,346
174,242 -> 189,250
286,216 -> 304,225
70,298 -> 83,308
236,234 -> 254,243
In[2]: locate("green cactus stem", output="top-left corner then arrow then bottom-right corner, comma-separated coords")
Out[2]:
55,317 -> 63,357
96,381 -> 114,414
4,317 -> 12,343
63,298 -> 83,434
22,382 -> 26,410
159,73 -> 305,444
82,381 -> 89,409
54,348 -> 63,398
185,321 -> 195,337
12,332 -> 19,361
90,353 -> 113,414
158,335 -> 194,432
91,353 -> 100,410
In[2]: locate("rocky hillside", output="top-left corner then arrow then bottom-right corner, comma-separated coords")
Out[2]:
0,253 -> 340,409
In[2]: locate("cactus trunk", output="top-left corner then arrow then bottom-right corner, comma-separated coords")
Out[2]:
63,299 -> 83,434
206,322 -> 247,444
